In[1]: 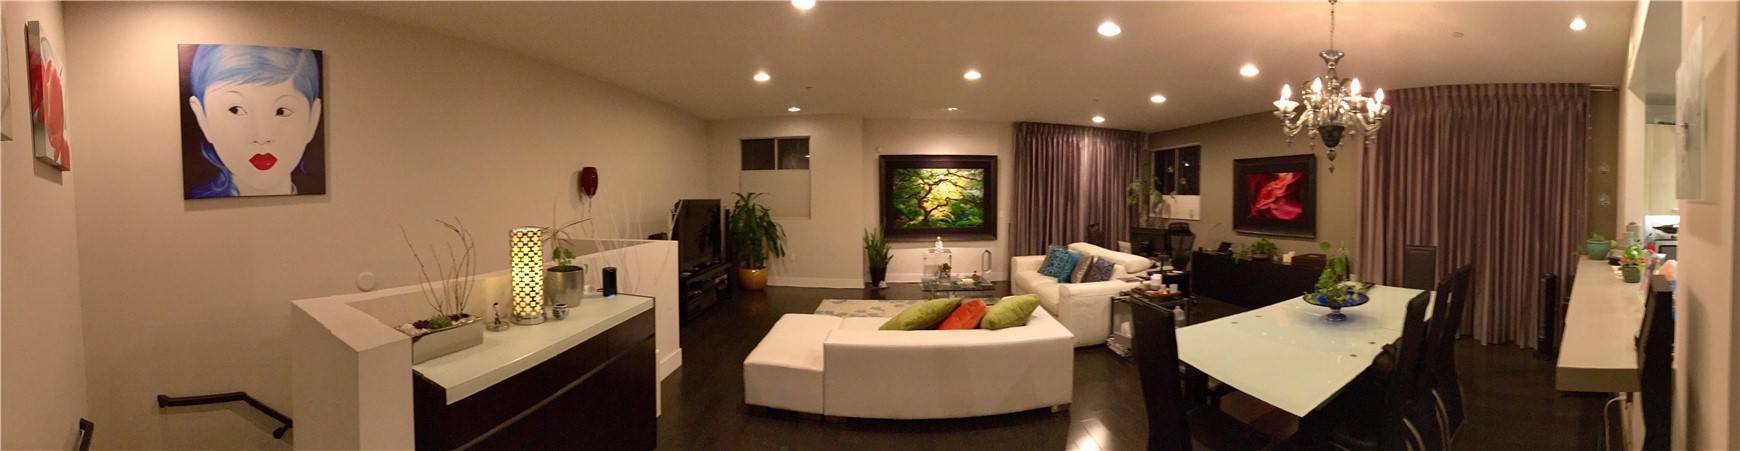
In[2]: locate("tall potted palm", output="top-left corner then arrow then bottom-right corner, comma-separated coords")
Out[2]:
730,192 -> 787,290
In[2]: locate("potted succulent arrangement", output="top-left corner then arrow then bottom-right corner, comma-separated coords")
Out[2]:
1235,238 -> 1280,262
1303,242 -> 1371,322
863,225 -> 893,288
1586,232 -> 1611,260
730,192 -> 787,290
1618,246 -> 1647,283
397,219 -> 484,364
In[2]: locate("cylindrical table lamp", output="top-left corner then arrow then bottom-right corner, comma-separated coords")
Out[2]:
510,227 -> 546,325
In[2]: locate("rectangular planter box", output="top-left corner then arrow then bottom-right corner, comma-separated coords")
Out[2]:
412,318 -> 483,364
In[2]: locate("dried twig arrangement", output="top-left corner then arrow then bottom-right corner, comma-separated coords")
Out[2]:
401,218 -> 478,319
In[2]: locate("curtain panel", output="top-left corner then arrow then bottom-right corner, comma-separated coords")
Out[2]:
1359,83 -> 1589,347
1013,122 -> 1145,256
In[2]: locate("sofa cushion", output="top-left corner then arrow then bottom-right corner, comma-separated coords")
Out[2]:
1040,246 -> 1081,281
743,314 -> 844,414
1083,258 -> 1117,283
1069,255 -> 1097,283
981,294 -> 1042,330
937,300 -> 987,330
879,298 -> 962,330
1069,242 -> 1152,274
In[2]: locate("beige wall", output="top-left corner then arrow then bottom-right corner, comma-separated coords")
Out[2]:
1,2 -> 91,450
62,2 -> 708,448
1147,112 -> 1365,259
1587,90 -> 1621,240
1675,2 -> 1738,448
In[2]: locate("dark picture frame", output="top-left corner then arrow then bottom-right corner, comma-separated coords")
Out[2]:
879,155 -> 998,241
1232,154 -> 1316,239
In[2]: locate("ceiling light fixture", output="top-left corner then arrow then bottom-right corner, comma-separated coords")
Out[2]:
1091,116 -> 1106,124
1240,64 -> 1260,77
1098,22 -> 1122,37
792,0 -> 815,10
1569,18 -> 1587,31
753,71 -> 771,82
788,106 -> 802,112
1150,95 -> 1167,104
1272,0 -> 1390,173
947,107 -> 960,112
963,70 -> 982,80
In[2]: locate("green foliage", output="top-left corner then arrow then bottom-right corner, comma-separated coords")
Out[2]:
890,169 -> 986,228
552,247 -> 576,268
1307,242 -> 1366,307
1589,232 -> 1605,241
1127,179 -> 1163,206
427,314 -> 454,330
1235,238 -> 1280,260
1619,246 -> 1648,267
863,226 -> 893,270
730,192 -> 787,269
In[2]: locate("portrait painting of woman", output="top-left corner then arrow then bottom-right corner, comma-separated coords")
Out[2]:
180,44 -> 325,198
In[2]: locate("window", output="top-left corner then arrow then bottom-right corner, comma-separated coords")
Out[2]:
740,137 -> 811,218
1154,145 -> 1200,195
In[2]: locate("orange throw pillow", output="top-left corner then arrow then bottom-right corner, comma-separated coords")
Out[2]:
937,300 -> 987,330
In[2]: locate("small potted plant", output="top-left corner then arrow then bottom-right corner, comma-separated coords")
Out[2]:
1618,246 -> 1647,283
398,219 -> 484,364
731,192 -> 787,290
863,226 -> 893,288
1586,232 -> 1611,260
1236,238 -> 1280,262
546,247 -> 586,304
1303,242 -> 1370,322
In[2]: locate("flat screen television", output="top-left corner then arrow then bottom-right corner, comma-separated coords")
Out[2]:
672,199 -> 723,272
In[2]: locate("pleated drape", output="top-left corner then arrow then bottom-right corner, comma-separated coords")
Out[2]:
1013,122 -> 1146,256
1359,83 -> 1588,348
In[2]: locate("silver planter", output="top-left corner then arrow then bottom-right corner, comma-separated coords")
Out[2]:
545,266 -> 585,306
412,316 -> 483,364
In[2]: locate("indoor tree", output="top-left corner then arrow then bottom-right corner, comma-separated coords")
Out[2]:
730,192 -> 787,290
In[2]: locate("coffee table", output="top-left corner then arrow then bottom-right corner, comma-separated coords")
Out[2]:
921,279 -> 997,301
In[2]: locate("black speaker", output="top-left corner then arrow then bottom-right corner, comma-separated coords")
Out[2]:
602,267 -> 618,297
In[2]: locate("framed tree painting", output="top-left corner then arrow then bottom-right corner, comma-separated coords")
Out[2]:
25,21 -> 70,170
1232,154 -> 1316,239
879,155 -> 997,241
180,44 -> 326,199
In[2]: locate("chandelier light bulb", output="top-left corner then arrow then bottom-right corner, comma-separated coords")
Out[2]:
1349,78 -> 1361,96
1374,88 -> 1385,104
1311,77 -> 1323,92
1281,84 -> 1292,100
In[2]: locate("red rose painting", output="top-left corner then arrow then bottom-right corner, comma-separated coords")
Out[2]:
25,21 -> 70,171
1246,172 -> 1304,219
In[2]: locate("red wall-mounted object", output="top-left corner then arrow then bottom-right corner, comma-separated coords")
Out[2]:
579,167 -> 599,197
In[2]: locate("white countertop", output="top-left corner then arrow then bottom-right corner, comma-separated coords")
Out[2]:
1555,259 -> 1646,393
1177,285 -> 1430,417
413,294 -> 654,404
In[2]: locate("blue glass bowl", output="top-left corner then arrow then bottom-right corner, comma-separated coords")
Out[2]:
1304,291 -> 1370,322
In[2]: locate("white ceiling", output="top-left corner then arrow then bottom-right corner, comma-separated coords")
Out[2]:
323,1 -> 1635,132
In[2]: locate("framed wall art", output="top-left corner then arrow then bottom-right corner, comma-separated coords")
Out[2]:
1232,154 -> 1316,239
25,21 -> 69,170
879,155 -> 997,241
180,44 -> 326,198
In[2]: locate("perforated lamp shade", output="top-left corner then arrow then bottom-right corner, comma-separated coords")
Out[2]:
510,227 -> 546,324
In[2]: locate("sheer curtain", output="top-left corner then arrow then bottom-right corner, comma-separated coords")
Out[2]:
1013,122 -> 1145,255
1359,84 -> 1588,347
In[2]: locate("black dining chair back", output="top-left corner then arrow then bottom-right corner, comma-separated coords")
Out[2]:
1379,292 -> 1435,451
1429,265 -> 1474,437
1133,301 -> 1193,451
1401,245 -> 1439,290
1638,275 -> 1675,451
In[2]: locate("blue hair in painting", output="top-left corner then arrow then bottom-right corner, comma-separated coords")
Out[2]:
188,44 -> 321,198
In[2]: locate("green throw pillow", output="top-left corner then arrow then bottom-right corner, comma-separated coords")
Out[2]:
980,294 -> 1041,330
879,298 -> 963,330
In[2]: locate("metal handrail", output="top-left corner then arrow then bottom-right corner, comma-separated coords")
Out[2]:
156,392 -> 292,439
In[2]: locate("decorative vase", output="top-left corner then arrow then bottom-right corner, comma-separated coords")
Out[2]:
1585,240 -> 1611,261
740,267 -> 769,290
868,267 -> 888,287
1621,266 -> 1642,283
545,266 -> 585,306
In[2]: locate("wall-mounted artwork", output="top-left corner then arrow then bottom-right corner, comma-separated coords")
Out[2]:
25,21 -> 70,170
1675,21 -> 1705,201
180,44 -> 326,199
2,18 -> 12,142
1232,154 -> 1316,239
879,155 -> 998,241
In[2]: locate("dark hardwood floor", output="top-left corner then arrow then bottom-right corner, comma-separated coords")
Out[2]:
656,283 -> 1605,450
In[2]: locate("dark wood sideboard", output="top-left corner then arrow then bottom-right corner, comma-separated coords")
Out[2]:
413,308 -> 656,450
1191,251 -> 1322,310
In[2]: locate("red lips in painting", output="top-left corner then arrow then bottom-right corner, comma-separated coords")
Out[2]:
249,153 -> 278,171
1247,172 -> 1304,219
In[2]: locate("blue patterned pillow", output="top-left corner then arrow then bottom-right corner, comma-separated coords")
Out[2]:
1039,246 -> 1081,282
1082,258 -> 1117,283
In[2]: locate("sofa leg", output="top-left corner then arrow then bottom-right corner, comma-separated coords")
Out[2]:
1050,403 -> 1071,413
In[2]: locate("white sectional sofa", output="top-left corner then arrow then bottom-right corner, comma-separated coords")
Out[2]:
742,306 -> 1074,420
1012,242 -> 1152,347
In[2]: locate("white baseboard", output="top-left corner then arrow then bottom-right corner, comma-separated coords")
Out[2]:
768,276 -> 864,289
658,348 -> 682,381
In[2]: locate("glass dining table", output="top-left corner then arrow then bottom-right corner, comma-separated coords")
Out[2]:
1174,284 -> 1432,417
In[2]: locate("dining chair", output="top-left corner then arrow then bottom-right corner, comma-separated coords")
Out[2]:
1302,291 -> 1433,451
1425,265 -> 1474,442
1400,245 -> 1438,290
1637,275 -> 1674,451
1132,299 -> 1272,451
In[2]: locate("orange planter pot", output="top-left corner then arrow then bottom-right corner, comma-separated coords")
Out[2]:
739,267 -> 770,290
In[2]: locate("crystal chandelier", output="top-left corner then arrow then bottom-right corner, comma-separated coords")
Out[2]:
1272,0 -> 1389,172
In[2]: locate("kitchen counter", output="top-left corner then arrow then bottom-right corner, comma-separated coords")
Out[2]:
1555,259 -> 1647,392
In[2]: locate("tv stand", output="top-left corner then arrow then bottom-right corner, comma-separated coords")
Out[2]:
679,261 -> 733,324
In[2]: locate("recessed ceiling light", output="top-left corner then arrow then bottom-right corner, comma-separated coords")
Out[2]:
788,106 -> 802,112
792,0 -> 815,10
1092,116 -> 1106,124
1569,18 -> 1587,31
1098,21 -> 1122,37
753,71 -> 771,82
947,107 -> 960,112
963,70 -> 982,80
1240,64 -> 1260,77
1150,95 -> 1167,103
